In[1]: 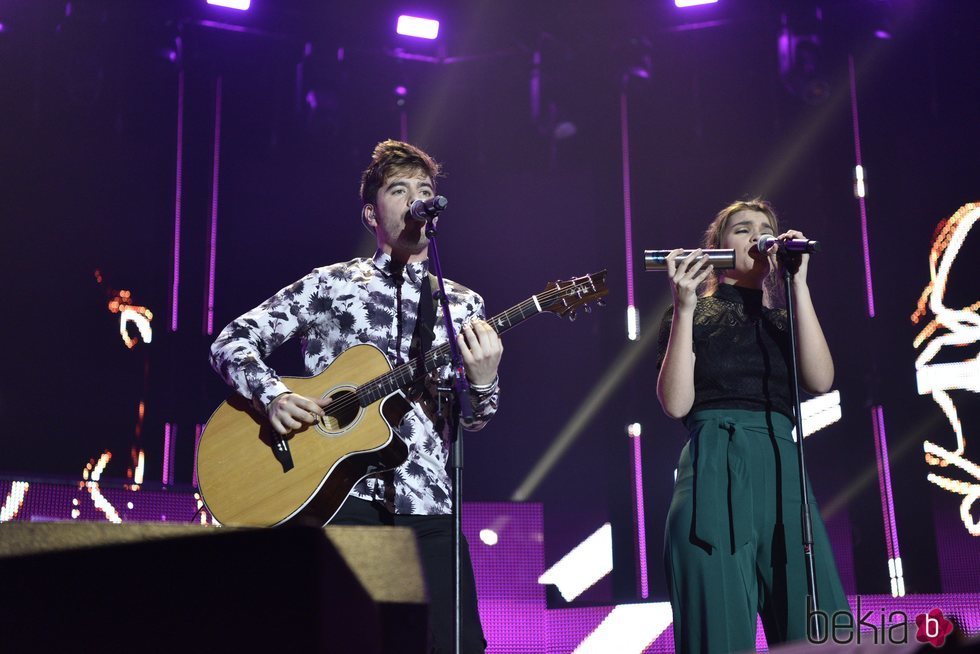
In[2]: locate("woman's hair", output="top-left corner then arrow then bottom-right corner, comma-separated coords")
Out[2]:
699,197 -> 783,305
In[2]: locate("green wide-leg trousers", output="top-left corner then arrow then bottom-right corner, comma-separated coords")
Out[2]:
665,409 -> 850,654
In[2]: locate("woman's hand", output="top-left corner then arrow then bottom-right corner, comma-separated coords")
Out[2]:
775,230 -> 810,285
666,248 -> 713,314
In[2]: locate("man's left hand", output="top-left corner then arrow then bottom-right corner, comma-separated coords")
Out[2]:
458,319 -> 503,386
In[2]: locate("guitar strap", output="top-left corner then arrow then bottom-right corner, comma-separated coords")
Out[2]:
411,273 -> 437,360
382,271 -> 437,511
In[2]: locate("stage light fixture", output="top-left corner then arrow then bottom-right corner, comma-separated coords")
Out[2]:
207,0 -> 250,9
675,0 -> 718,7
396,15 -> 440,40
778,12 -> 830,105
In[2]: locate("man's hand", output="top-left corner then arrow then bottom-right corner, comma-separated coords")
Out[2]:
268,392 -> 332,436
458,319 -> 503,386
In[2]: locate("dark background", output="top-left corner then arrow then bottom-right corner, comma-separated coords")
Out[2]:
1,0 -> 977,602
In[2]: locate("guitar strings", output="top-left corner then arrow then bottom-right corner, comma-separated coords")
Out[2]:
321,279 -> 597,416
312,279 -> 601,418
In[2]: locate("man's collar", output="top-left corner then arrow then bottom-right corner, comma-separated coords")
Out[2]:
371,249 -> 428,284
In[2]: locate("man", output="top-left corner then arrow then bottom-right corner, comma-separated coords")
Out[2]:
210,140 -> 502,653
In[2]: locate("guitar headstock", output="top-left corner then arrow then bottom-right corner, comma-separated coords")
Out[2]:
538,270 -> 609,321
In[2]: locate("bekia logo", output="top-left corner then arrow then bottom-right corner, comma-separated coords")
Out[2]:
808,597 -> 956,647
915,608 -> 954,648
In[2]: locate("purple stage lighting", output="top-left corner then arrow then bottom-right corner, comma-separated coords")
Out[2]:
207,0 -> 250,10
675,0 -> 718,7
396,15 -> 440,40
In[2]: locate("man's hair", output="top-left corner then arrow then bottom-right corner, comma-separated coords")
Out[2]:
359,140 -> 442,206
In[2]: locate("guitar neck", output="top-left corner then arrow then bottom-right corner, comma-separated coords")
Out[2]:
356,294 -> 544,404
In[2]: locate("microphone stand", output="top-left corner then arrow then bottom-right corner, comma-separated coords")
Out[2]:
779,250 -> 823,642
424,216 -> 473,654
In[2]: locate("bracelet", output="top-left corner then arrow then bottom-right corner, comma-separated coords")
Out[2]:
468,376 -> 498,394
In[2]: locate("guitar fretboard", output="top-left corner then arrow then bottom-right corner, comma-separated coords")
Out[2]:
355,294 -> 544,405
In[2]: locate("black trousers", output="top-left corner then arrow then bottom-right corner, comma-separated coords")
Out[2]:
333,496 -> 487,654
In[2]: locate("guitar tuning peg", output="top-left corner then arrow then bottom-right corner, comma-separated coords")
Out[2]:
567,310 -> 578,322
584,305 -> 592,314
597,299 -> 607,307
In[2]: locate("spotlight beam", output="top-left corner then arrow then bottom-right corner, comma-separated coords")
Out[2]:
511,302 -> 666,502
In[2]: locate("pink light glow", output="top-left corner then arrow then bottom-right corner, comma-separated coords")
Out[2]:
876,406 -> 901,563
620,90 -> 637,339
206,77 -> 222,335
162,423 -> 174,485
207,0 -> 250,10
192,424 -> 204,488
872,405 -> 903,595
675,0 -> 719,7
848,55 -> 876,317
396,15 -> 439,40
629,428 -> 649,598
171,71 -> 184,332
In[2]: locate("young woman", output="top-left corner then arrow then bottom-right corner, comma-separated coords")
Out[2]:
657,199 -> 849,653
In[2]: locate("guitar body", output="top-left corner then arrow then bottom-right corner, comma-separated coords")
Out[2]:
196,344 -> 412,528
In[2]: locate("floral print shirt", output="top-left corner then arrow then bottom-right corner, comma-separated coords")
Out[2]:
210,250 -> 499,515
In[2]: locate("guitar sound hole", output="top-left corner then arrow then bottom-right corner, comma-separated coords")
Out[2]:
322,390 -> 359,431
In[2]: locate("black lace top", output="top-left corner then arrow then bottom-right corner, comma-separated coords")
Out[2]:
656,283 -> 795,423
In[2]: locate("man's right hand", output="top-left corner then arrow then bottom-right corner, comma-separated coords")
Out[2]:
268,392 -> 332,436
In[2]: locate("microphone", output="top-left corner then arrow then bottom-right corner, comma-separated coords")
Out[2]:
645,249 -> 736,271
757,234 -> 821,254
409,195 -> 449,222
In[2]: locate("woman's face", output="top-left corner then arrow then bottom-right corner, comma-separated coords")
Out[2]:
719,209 -> 776,287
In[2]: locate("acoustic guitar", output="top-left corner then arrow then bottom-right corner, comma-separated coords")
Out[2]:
195,271 -> 608,527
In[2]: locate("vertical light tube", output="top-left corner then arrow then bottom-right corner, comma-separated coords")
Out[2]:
171,70 -> 185,332
206,76 -> 223,335
192,423 -> 204,487
628,423 -> 649,598
620,90 -> 638,340
162,423 -> 175,485
848,55 -> 876,318
872,406 -> 905,596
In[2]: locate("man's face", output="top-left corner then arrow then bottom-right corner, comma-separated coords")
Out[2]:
365,168 -> 435,257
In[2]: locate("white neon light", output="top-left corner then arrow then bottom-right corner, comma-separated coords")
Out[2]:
119,308 -> 153,348
887,557 -> 906,597
854,165 -> 866,198
81,452 -> 123,524
626,305 -> 639,341
0,481 -> 29,522
627,423 -> 642,438
573,602 -> 674,653
924,441 -> 980,535
538,523 -> 613,601
675,0 -> 718,7
917,360 -> 980,395
479,529 -> 499,546
396,15 -> 439,40
791,390 -> 842,441
913,203 -> 980,536
207,0 -> 250,10
134,449 -> 145,485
